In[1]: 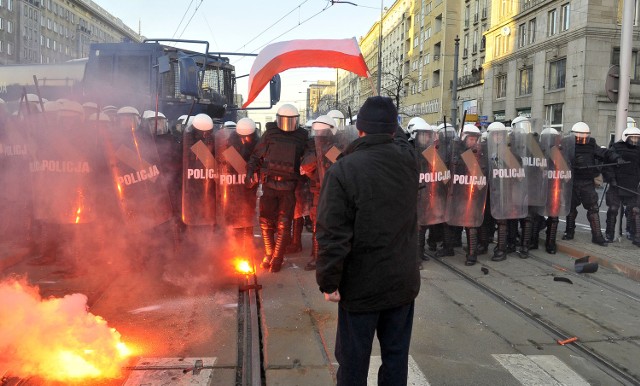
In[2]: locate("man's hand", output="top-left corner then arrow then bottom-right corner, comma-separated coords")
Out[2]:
244,173 -> 256,188
324,290 -> 341,303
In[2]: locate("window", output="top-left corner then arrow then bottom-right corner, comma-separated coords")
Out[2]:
0,41 -> 3,53
518,23 -> 527,48
548,58 -> 566,90
7,42 -> 11,55
6,20 -> 11,33
7,0 -> 12,11
519,66 -> 533,95
496,74 -> 507,99
612,48 -> 640,80
548,9 -> 558,36
0,18 -> 3,30
545,103 -> 563,130
500,0 -> 511,17
560,3 -> 570,31
473,30 -> 478,52
528,19 -> 536,44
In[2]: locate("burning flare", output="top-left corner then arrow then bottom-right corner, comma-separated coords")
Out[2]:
0,278 -> 133,381
233,257 -> 254,275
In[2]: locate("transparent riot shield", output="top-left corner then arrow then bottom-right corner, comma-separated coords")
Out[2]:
0,115 -> 34,241
181,122 -> 219,226
100,117 -> 172,231
537,132 -> 574,217
445,141 -> 488,228
314,125 -> 358,186
487,130 -> 528,220
520,131 -> 548,208
416,129 -> 450,226
215,128 -> 258,228
30,114 -> 98,224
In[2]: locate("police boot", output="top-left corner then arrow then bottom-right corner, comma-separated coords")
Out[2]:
518,216 -> 532,258
605,209 -> 617,243
270,221 -> 290,273
304,232 -> 319,271
587,211 -> 607,246
435,225 -> 455,257
427,224 -> 442,251
492,221 -> 507,261
453,226 -> 463,248
632,208 -> 640,247
545,217 -> 559,254
286,217 -> 303,253
506,220 -> 518,253
418,226 -> 430,261
259,222 -> 275,269
465,227 -> 478,266
562,210 -> 577,240
529,215 -> 542,250
477,221 -> 489,255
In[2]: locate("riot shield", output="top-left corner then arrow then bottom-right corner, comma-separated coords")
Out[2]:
0,115 -> 34,241
520,131 -> 548,208
445,142 -> 488,227
416,129 -> 450,226
538,132 -> 574,217
215,128 -> 258,228
30,114 -> 98,225
314,125 -> 358,185
487,130 -> 528,220
181,122 -> 219,226
99,117 -> 172,231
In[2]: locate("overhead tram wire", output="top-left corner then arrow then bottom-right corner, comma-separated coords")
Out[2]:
177,0 -> 206,39
171,0 -> 195,39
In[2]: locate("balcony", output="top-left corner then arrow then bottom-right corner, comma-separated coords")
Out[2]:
457,68 -> 484,88
434,54 -> 440,61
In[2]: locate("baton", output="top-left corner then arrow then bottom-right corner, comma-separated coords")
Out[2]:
610,184 -> 640,196
598,183 -> 609,209
575,161 -> 630,169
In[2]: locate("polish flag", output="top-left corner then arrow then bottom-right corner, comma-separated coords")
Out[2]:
242,37 -> 370,108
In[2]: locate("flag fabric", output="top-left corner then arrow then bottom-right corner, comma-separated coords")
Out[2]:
242,37 -> 370,108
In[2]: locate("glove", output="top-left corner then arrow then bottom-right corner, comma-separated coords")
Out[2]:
244,172 -> 256,188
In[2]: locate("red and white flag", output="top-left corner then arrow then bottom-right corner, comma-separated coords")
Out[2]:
242,37 -> 370,108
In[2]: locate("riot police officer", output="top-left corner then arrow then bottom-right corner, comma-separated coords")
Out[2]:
563,122 -> 623,245
246,104 -> 308,273
603,125 -> 640,244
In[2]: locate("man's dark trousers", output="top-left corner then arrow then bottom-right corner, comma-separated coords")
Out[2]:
335,301 -> 415,386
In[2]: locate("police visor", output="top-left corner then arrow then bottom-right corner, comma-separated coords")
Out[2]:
277,115 -> 299,132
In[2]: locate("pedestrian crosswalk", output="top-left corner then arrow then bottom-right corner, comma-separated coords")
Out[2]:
367,354 -> 590,386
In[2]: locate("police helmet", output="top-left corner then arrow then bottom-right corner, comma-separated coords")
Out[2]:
58,100 -> 84,117
623,126 -> 640,146
487,122 -> 507,132
461,124 -> 481,141
117,106 -> 140,116
571,121 -> 590,144
192,113 -> 214,132
312,115 -> 337,135
627,117 -> 637,128
88,112 -> 112,122
304,120 -> 314,130
327,110 -> 345,127
142,110 -> 169,135
511,116 -> 532,133
224,120 -> 237,129
276,104 -> 299,132
540,127 -> 559,136
236,117 -> 257,136
412,120 -> 433,132
406,117 -> 427,136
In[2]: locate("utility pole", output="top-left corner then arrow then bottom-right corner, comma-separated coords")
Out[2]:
377,0 -> 383,95
615,0 -> 634,141
451,36 -> 460,129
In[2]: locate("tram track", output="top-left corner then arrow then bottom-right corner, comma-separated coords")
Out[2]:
432,254 -> 640,385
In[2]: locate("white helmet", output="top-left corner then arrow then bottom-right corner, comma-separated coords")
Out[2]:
327,110 -> 345,127
406,117 -> 427,136
436,122 -> 454,131
312,115 -> 337,135
461,124 -> 481,141
58,100 -> 84,117
142,110 -> 168,135
224,120 -> 236,129
142,110 -> 166,120
117,106 -> 140,116
623,126 -> 640,146
540,127 -> 559,136
192,113 -> 214,132
412,120 -> 433,132
571,121 -> 590,134
511,116 -> 532,133
304,120 -> 314,129
627,117 -> 637,128
276,104 -> 299,132
487,121 -> 507,132
236,117 -> 257,136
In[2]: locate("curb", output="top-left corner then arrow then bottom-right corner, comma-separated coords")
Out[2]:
554,240 -> 640,282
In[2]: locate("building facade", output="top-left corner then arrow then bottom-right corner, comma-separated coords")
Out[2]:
0,0 -> 140,66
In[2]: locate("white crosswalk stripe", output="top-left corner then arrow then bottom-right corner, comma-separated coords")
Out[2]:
368,355 -> 430,386
493,354 -> 590,386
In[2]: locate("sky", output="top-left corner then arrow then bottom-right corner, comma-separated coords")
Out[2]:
98,0 -> 386,123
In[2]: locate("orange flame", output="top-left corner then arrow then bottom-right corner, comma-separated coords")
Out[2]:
75,206 -> 82,224
233,257 -> 254,275
0,278 -> 135,382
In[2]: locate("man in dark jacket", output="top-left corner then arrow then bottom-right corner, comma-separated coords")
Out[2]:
315,96 -> 420,386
